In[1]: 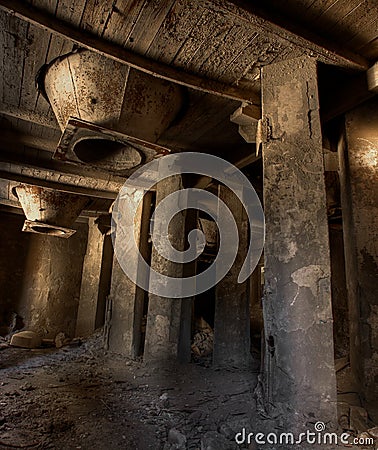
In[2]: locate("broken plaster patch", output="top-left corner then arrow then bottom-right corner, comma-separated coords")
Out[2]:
290,265 -> 328,297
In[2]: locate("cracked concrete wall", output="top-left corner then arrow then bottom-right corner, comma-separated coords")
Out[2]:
261,56 -> 337,428
339,97 -> 378,400
15,221 -> 88,338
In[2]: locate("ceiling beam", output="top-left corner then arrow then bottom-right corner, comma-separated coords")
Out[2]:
0,167 -> 119,200
0,129 -> 58,152
0,143 -> 125,187
0,0 -> 260,105
0,103 -> 59,129
215,0 -> 368,71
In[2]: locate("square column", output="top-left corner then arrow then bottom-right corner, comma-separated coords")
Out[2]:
213,185 -> 251,368
108,192 -> 151,357
76,218 -> 112,337
261,56 -> 337,426
143,175 -> 191,364
339,97 -> 378,400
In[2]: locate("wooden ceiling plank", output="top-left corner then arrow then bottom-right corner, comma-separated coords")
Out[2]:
199,26 -> 257,81
102,0 -> 147,46
291,0 -> 341,24
348,16 -> 378,49
314,0 -> 367,32
80,0 -> 114,37
315,1 -> 367,45
1,13 -> 29,108
210,0 -> 368,69
48,0 -> 87,58
158,94 -> 239,150
19,23 -> 51,111
184,15 -> 234,73
172,9 -> 231,69
0,0 -> 260,103
126,0 -> 177,55
0,11 -> 6,103
34,0 -> 87,121
359,36 -> 378,60
190,108 -> 244,149
220,33 -> 287,84
181,97 -> 240,146
146,0 -> 205,64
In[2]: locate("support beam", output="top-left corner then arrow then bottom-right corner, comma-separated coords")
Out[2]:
76,219 -> 113,337
0,103 -> 59,129
0,129 -> 58,152
0,0 -> 260,105
0,146 -> 125,193
261,56 -> 337,428
144,175 -> 191,364
338,97 -> 378,401
213,184 -> 251,368
109,192 -> 152,358
0,166 -> 119,200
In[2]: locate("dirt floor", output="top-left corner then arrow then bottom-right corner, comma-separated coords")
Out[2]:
1,332 -> 377,450
0,333 -> 259,450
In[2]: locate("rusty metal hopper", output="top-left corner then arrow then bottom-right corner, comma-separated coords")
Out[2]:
41,50 -> 184,173
14,184 -> 90,238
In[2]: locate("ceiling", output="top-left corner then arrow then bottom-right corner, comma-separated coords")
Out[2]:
0,0 -> 376,216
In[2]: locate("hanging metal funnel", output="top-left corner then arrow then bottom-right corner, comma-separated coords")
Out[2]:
14,184 -> 90,238
40,50 -> 184,173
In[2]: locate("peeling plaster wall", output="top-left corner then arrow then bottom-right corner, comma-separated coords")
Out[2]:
261,56 -> 337,427
339,97 -> 378,399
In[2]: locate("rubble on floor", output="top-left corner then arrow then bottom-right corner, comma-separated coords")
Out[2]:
1,333 -> 376,450
0,331 -> 258,449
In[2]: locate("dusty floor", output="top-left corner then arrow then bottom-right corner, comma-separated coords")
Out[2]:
0,333 -> 259,450
1,333 -> 377,450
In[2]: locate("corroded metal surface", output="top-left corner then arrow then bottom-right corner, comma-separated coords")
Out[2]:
14,184 -> 90,237
54,118 -> 172,176
43,49 -> 183,173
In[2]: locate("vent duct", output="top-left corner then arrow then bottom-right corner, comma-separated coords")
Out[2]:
41,50 -> 184,173
14,184 -> 90,238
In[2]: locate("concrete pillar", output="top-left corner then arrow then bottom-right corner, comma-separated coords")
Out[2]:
338,97 -> 378,400
213,185 -> 251,368
144,175 -> 191,364
261,56 -> 337,426
108,191 -> 151,357
18,222 -> 88,338
76,218 -> 113,337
